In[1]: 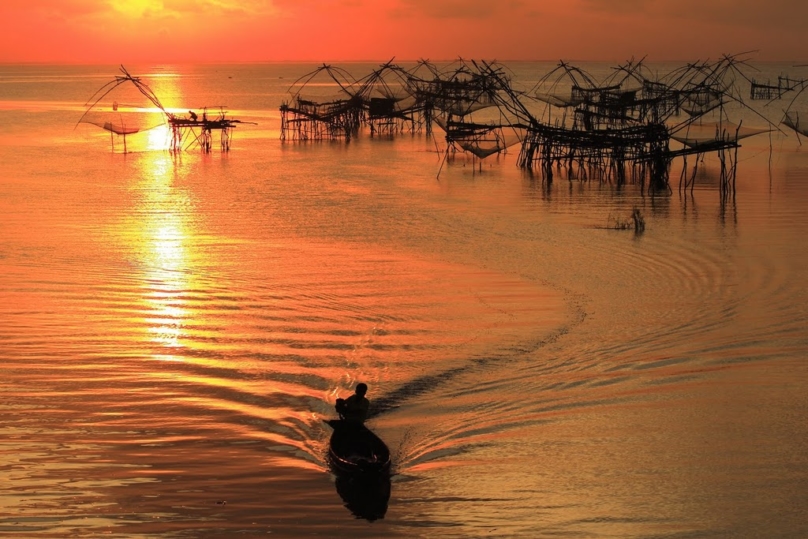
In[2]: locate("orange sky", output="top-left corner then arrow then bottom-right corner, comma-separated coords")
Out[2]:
0,0 -> 806,63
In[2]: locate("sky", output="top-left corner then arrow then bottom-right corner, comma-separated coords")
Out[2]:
0,0 -> 806,64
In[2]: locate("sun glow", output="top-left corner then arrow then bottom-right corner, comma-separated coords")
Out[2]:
110,0 -> 164,18
146,124 -> 172,152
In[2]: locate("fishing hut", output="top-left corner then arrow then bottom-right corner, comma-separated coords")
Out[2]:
279,61 -> 436,141
419,60 -> 502,121
400,60 -> 449,136
279,64 -> 365,141
357,60 -> 432,136
520,60 -> 680,189
750,76 -> 803,100
167,107 -> 248,153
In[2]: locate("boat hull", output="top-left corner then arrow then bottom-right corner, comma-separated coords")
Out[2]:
325,419 -> 391,475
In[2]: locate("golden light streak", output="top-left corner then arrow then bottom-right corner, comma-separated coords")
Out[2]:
110,0 -> 164,18
111,72 -> 198,357
143,195 -> 189,350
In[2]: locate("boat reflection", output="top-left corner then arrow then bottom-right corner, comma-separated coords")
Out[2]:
334,471 -> 391,521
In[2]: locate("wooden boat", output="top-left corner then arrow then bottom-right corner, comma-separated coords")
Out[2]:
325,419 -> 391,475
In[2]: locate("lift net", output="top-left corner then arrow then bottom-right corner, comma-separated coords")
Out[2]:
782,111 -> 808,137
77,67 -> 168,140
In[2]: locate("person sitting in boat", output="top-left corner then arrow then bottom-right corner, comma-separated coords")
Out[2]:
335,383 -> 370,424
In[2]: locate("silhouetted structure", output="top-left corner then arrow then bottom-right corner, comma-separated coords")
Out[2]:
275,55 -> 782,200
167,107 -> 247,153
359,60 -> 432,136
504,54 -> 778,200
82,58 -> 788,204
79,65 -> 252,153
750,76 -> 804,100
279,60 -> 435,141
780,70 -> 808,145
410,59 -> 526,175
782,111 -> 808,143
279,64 -> 364,141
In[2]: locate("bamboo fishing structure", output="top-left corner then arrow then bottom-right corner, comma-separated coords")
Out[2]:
279,61 -> 436,141
78,65 -> 253,153
79,57 -> 793,203
167,107 -> 246,153
780,69 -> 808,145
509,55 -> 778,196
275,55 -> 782,197
750,76 -> 804,100
360,61 -> 432,136
279,64 -> 365,141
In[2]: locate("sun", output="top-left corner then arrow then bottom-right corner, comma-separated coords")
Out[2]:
110,0 -> 163,18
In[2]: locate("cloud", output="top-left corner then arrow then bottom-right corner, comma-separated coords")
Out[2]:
579,0 -> 808,30
3,0 -> 103,17
89,0 -> 281,20
269,0 -> 367,11
394,0 -> 530,19
1,0 -> 804,63
0,0 -> 280,21
163,0 -> 277,17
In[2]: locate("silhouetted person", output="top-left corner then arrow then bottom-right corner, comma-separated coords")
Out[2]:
336,383 -> 370,424
188,110 -> 198,121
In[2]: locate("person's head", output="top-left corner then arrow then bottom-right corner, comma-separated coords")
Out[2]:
355,383 -> 368,397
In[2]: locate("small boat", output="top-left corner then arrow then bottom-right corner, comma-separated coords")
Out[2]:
325,419 -> 391,475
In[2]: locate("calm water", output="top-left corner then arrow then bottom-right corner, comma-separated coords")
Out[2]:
1,63 -> 807,538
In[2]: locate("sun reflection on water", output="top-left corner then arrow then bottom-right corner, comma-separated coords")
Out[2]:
136,153 -> 193,357
146,220 -> 187,349
116,72 -> 201,358
145,124 -> 172,152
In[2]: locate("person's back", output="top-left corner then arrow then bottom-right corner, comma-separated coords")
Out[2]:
336,383 -> 370,424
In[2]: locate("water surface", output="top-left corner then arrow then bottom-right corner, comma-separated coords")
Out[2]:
1,63 -> 807,538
